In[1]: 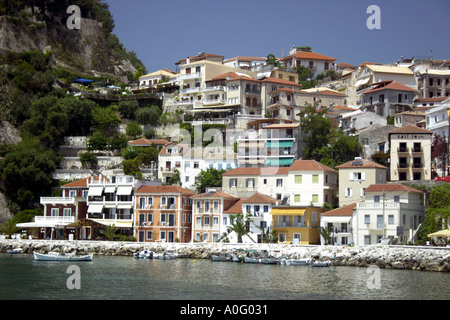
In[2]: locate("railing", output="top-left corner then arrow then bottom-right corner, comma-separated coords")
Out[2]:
40,197 -> 77,204
180,87 -> 200,94
35,216 -> 75,222
203,86 -> 225,92
357,202 -> 400,208
397,147 -> 409,153
178,72 -> 201,80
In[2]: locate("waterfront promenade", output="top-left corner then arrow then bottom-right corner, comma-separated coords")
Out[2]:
1,239 -> 449,272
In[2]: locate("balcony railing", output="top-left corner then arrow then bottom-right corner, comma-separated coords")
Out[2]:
397,147 -> 409,153
178,72 -> 202,80
40,197 -> 78,205
35,216 -> 75,223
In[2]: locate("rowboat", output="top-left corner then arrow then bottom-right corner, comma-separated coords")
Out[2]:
210,254 -> 233,262
153,249 -> 178,260
133,250 -> 154,259
312,260 -> 331,267
33,251 -> 93,261
244,256 -> 279,264
280,257 -> 313,266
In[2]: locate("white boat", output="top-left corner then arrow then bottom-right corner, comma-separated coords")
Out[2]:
33,251 -> 93,261
280,257 -> 313,266
133,250 -> 154,259
210,253 -> 233,262
312,260 -> 331,267
7,248 -> 23,254
154,249 -> 178,260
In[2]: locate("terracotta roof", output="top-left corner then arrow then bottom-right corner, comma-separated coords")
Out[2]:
242,192 -> 276,204
224,56 -> 267,63
128,138 -> 170,146
208,72 -> 258,82
191,190 -> 239,199
136,185 -> 194,195
321,203 -> 357,216
289,160 -> 337,173
336,158 -> 387,169
364,81 -> 416,94
62,176 -> 107,188
223,199 -> 246,214
389,125 -> 432,135
365,184 -> 423,194
264,123 -> 299,129
414,97 -> 448,103
159,143 -> 190,156
281,51 -> 336,61
175,53 -> 224,65
260,77 -> 302,87
337,62 -> 356,69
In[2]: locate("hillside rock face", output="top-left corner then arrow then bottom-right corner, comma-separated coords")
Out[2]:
0,14 -> 136,81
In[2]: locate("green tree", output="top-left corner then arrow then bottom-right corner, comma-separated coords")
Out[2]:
195,168 -> 227,193
319,225 -> 333,245
91,105 -> 121,133
87,131 -> 108,151
100,224 -> 119,241
166,169 -> 181,186
80,152 -> 98,169
138,145 -> 159,167
0,219 -> 18,239
122,158 -> 142,179
299,105 -> 332,160
117,100 -> 139,120
125,121 -> 143,139
266,53 -> 280,67
135,105 -> 161,125
227,214 -> 254,243
0,137 -> 58,209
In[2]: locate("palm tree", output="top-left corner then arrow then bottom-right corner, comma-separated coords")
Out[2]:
319,225 -> 333,245
100,224 -> 118,241
0,219 -> 18,239
227,214 -> 255,243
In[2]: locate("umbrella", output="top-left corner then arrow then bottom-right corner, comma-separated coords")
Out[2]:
427,229 -> 450,237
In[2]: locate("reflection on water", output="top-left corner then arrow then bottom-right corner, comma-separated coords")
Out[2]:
0,254 -> 448,300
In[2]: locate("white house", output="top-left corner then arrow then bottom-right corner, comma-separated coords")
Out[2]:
353,184 -> 425,245
320,203 -> 356,245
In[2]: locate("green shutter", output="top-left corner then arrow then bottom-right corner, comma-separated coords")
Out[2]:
294,194 -> 300,202
312,174 -> 319,183
295,175 -> 302,184
312,194 -> 319,203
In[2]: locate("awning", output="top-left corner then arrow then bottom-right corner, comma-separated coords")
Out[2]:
266,158 -> 294,166
267,141 -> 294,148
427,229 -> 450,237
355,77 -> 370,87
104,186 -> 116,193
91,219 -> 133,228
117,204 -> 133,209
65,219 -> 106,228
116,186 -> 132,195
16,221 -> 70,228
87,204 -> 104,213
88,186 -> 103,196
270,208 -> 305,216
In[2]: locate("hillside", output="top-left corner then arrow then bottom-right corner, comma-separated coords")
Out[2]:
0,0 -> 146,81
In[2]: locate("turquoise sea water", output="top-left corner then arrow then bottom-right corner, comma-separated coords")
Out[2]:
0,253 -> 448,301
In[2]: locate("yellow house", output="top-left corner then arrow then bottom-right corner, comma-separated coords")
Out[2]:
271,206 -> 325,244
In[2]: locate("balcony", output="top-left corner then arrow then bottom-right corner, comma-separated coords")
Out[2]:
411,162 -> 423,169
397,163 -> 409,170
40,197 -> 78,205
35,216 -> 75,223
203,86 -> 225,93
411,147 -> 423,154
397,147 -> 409,153
203,98 -> 225,105
180,87 -> 200,94
178,72 -> 202,80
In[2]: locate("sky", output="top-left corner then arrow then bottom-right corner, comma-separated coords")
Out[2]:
105,0 -> 450,73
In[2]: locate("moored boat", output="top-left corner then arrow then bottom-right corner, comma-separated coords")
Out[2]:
210,253 -> 233,262
7,248 -> 23,254
33,251 -> 93,261
312,260 -> 331,267
154,249 -> 178,260
133,250 -> 153,259
280,257 -> 313,266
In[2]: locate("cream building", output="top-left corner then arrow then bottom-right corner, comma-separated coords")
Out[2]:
389,125 -> 433,181
335,158 -> 387,207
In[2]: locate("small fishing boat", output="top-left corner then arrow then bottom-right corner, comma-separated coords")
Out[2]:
7,248 -> 23,254
33,251 -> 93,261
312,260 -> 331,267
154,249 -> 178,260
210,253 -> 233,262
244,256 -> 279,264
133,250 -> 154,259
280,257 -> 313,266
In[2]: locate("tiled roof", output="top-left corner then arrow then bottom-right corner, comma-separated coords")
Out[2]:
62,176 -> 106,188
264,123 -> 299,129
223,199 -> 246,214
321,203 -> 357,216
128,138 -> 170,146
260,77 -> 302,87
289,160 -> 337,173
136,185 -> 194,195
224,56 -> 267,63
191,190 -> 239,199
365,65 -> 414,75
222,167 -> 290,176
281,51 -> 336,61
364,81 -> 416,94
208,72 -> 258,82
242,192 -> 276,204
365,184 -> 423,194
389,125 -> 432,135
336,158 -> 387,169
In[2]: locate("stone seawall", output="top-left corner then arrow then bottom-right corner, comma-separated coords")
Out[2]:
1,239 -> 449,272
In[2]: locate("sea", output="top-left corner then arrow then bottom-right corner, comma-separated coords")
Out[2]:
0,253 -> 448,317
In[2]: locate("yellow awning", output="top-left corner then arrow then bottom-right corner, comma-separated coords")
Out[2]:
270,208 -> 305,216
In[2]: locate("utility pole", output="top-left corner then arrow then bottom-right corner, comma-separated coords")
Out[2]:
382,189 -> 386,239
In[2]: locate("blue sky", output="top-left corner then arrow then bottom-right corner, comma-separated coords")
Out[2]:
105,0 -> 450,73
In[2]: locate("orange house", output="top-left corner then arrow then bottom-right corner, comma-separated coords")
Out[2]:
134,185 -> 194,243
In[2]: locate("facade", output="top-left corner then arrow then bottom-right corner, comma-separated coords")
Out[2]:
236,121 -> 300,167
417,69 -> 450,99
336,158 -> 387,207
136,69 -> 179,93
222,160 -> 338,207
191,190 -> 239,243
358,124 -> 396,160
339,110 -> 387,136
280,47 -> 336,77
85,175 -> 138,236
354,184 -> 425,245
320,203 -> 356,245
134,185 -> 194,243
270,206 -> 325,244
389,125 -> 433,181
361,80 -> 417,117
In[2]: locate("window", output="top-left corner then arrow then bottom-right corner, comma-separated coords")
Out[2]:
196,201 -> 201,213
345,188 -> 352,197
364,215 -> 370,224
364,235 -> 371,245
213,201 -> 219,212
294,194 -> 301,202
205,201 -> 210,212
196,216 -> 201,226
388,215 -> 394,224
161,197 -> 167,205
360,188 -> 366,197
246,205 -> 251,214
147,231 -> 153,240
229,178 -> 237,188
246,178 -> 254,188
51,208 -> 59,216
312,175 -> 319,184
374,195 -> 380,203
377,215 -> 383,229
312,212 -> 317,223
147,213 -> 153,222
295,175 -> 302,184
204,216 -> 210,226
139,197 -> 146,209
63,208 -> 71,216
69,190 -> 76,197
394,195 -> 400,202
213,217 -> 219,227
312,194 -> 318,203
196,66 -> 201,73
160,213 -> 166,222
263,205 -> 269,213
276,179 -> 283,187
148,197 -> 153,206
